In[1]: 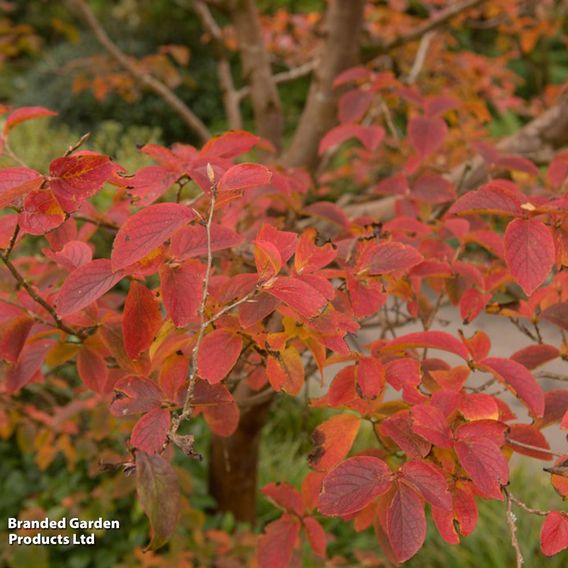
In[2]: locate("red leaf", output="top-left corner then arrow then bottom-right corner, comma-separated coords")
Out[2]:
77,346 -> 108,394
128,166 -> 179,205
448,180 -> 524,216
266,348 -> 304,395
387,481 -> 426,563
541,302 -> 568,330
504,218 -> 555,296
412,174 -> 455,204
356,357 -> 385,399
511,344 -> 559,370
47,240 -> 92,270
459,393 -> 499,420
49,154 -> 113,210
385,331 -> 470,360
266,276 -> 327,319
254,239 -> 283,281
3,106 -> 56,134
457,419 -> 507,445
507,424 -> 551,460
218,163 -> 272,192
460,288 -> 490,324
454,435 -> 508,500
347,276 -> 386,319
111,203 -> 194,271
135,451 -> 180,551
478,357 -> 544,418
256,224 -> 298,262
309,414 -> 361,471
0,167 -> 43,208
360,241 -> 423,275
160,259 -> 205,327
541,512 -> 568,557
197,329 -> 242,384
257,514 -> 301,568
338,89 -> 373,123
0,314 -> 33,362
200,130 -> 260,159
239,292 -> 279,327
131,408 -> 170,454
408,116 -> 447,157
318,456 -> 391,516
123,282 -> 162,359
303,517 -> 326,557
380,410 -> 431,458
319,124 -> 385,154
547,151 -> 568,187
193,381 -> 239,437
540,390 -> 568,428
401,460 -> 452,510
110,376 -> 162,416
411,405 -> 453,448
170,224 -> 243,259
56,259 -> 124,316
5,339 -> 54,393
262,483 -> 304,516
19,189 -> 65,235
295,228 -> 336,274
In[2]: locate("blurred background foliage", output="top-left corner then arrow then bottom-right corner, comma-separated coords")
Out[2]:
1,0 -> 567,566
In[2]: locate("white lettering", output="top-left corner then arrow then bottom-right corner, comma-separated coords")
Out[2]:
8,518 -> 17,529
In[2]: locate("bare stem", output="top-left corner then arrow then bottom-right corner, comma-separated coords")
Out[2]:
508,490 -> 548,517
174,183 -> 217,430
0,253 -> 85,339
504,488 -> 525,568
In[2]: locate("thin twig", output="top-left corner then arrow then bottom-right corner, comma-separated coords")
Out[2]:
174,181 -> 217,430
536,372 -> 568,383
0,253 -> 85,338
193,0 -> 242,129
4,224 -> 20,260
71,0 -> 210,142
405,31 -> 437,85
64,132 -> 91,157
73,215 -> 119,231
508,490 -> 548,517
504,488 -> 525,568
373,0 -> 486,55
505,438 -> 564,458
204,288 -> 258,327
236,59 -> 317,101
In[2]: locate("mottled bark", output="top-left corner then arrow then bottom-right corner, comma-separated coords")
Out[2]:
282,0 -> 366,171
226,0 -> 283,148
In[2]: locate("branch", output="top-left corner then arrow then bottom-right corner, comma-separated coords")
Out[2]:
375,0 -> 486,54
0,252 -> 85,339
536,372 -> 568,383
172,176 -> 217,433
236,60 -> 317,101
71,0 -> 210,142
193,0 -> 242,130
282,0 -> 366,170
344,92 -> 568,221
405,31 -> 437,85
225,0 -> 283,148
504,488 -> 525,568
508,490 -> 549,517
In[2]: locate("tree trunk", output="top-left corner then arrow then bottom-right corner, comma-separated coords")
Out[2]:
208,384 -> 273,524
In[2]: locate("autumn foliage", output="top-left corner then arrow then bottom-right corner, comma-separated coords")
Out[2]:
1,0 -> 568,565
